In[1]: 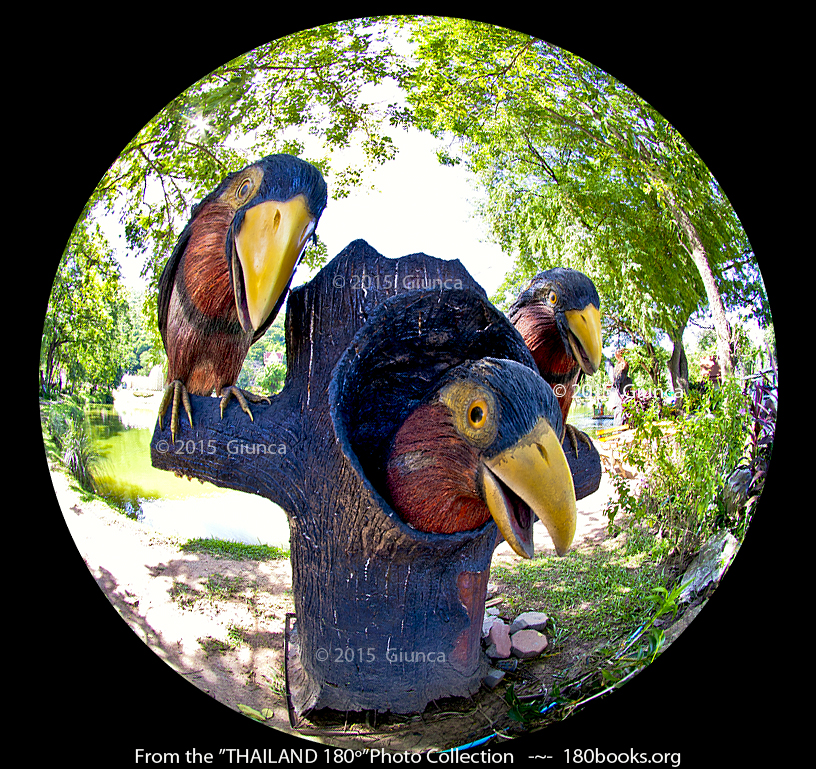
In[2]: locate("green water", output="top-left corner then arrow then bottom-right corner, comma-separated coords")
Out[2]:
81,394 -> 291,547
567,399 -> 615,437
87,402 -> 246,512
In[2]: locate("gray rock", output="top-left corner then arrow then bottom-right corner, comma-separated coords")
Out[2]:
679,530 -> 740,602
482,613 -> 502,638
484,642 -> 502,659
482,668 -> 506,689
509,610 -> 549,634
722,467 -> 752,515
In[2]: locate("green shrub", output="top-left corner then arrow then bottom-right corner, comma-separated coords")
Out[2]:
42,400 -> 84,450
60,415 -> 100,492
604,377 -> 750,553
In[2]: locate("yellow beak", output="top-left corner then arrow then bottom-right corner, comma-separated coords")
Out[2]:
565,303 -> 602,375
482,416 -> 576,558
234,194 -> 316,331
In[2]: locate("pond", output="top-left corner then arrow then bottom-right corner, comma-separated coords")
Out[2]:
85,391 -> 291,548
566,398 -> 617,438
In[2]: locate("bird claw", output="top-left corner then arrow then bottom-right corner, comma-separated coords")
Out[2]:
564,423 -> 593,456
159,380 -> 193,444
219,386 -> 271,421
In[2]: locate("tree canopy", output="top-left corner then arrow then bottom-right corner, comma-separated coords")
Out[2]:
42,223 -> 127,397
42,19 -> 412,397
42,16 -> 772,400
403,17 -> 770,382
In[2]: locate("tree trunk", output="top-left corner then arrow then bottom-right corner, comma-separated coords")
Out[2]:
44,337 -> 64,395
669,198 -> 732,376
668,326 -> 689,396
643,340 -> 662,389
151,239 -> 602,715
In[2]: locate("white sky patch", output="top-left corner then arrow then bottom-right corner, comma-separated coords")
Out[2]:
293,127 -> 512,297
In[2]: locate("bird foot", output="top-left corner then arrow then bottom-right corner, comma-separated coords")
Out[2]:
158,380 -> 193,444
564,423 -> 593,456
219,386 -> 271,422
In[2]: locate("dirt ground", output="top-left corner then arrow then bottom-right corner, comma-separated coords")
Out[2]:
52,456 -> 639,752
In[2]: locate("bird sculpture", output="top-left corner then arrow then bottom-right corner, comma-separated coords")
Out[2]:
157,154 -> 327,442
610,348 -> 634,426
385,357 -> 577,558
507,268 -> 602,453
151,241 -> 584,713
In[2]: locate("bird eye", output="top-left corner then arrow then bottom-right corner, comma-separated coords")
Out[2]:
468,399 -> 488,429
237,178 -> 253,199
547,290 -> 558,305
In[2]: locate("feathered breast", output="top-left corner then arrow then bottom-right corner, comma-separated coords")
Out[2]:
510,303 -> 575,380
385,403 -> 492,534
180,200 -> 240,324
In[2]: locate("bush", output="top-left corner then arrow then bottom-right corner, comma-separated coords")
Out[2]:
42,400 -> 84,450
604,377 -> 751,554
733,370 -> 776,537
257,360 -> 287,395
60,414 -> 100,492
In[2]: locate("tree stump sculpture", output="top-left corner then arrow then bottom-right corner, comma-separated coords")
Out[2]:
151,239 -> 601,715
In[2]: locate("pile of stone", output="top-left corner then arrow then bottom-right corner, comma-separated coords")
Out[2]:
481,607 -> 550,689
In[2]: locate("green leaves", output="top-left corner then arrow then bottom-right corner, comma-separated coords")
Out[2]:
42,224 -> 129,396
603,377 -> 751,550
405,17 -> 764,370
237,703 -> 274,722
84,20 -> 412,293
504,683 -> 557,723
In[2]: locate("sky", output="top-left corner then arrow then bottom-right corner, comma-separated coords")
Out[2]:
292,127 -> 512,299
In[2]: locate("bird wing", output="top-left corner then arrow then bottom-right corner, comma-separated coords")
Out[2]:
157,186 -> 225,339
157,222 -> 194,340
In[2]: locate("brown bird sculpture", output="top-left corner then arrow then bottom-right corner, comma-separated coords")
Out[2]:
507,268 -> 602,454
385,358 -> 577,558
157,154 -> 327,441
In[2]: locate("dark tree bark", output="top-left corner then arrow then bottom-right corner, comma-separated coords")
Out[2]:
151,239 -> 601,714
668,329 -> 690,397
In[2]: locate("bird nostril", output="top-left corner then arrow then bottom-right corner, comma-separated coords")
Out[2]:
537,443 -> 548,463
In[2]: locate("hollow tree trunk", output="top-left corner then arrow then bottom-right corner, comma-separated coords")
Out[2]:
151,239 -> 600,714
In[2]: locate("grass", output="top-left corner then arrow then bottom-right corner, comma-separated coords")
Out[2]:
198,636 -> 233,656
203,572 -> 246,599
180,537 -> 289,560
492,523 -> 672,640
171,572 -> 254,609
492,510 -> 690,729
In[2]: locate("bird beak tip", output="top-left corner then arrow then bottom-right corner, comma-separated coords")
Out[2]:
484,417 -> 577,559
566,304 -> 602,375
